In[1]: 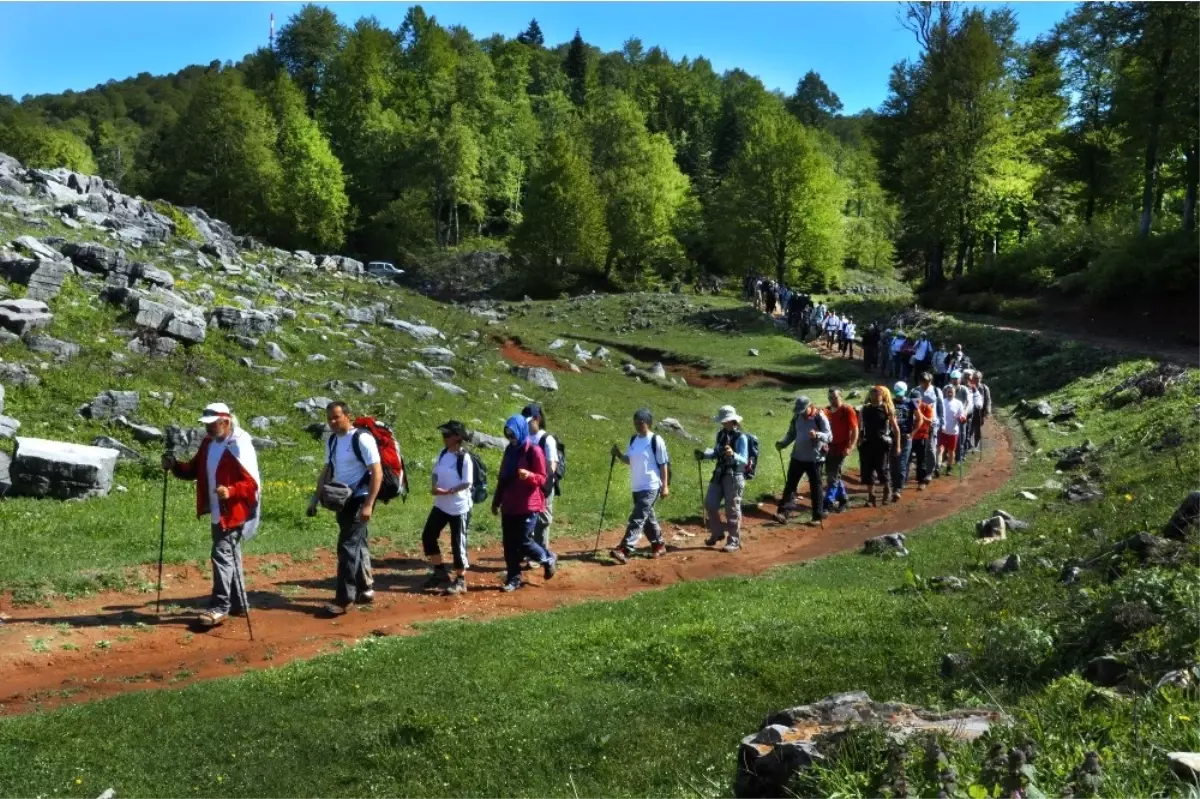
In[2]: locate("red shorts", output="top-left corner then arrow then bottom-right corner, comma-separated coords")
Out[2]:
938,432 -> 958,452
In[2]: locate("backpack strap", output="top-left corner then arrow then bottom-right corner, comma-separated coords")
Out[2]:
456,451 -> 466,481
349,428 -> 366,466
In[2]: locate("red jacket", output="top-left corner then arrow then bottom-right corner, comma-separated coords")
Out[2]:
492,443 -> 547,516
172,437 -> 259,530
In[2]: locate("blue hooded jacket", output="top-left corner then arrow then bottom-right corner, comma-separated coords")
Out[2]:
500,413 -> 531,480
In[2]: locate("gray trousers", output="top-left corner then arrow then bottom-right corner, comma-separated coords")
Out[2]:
705,472 -> 745,542
534,490 -> 554,550
621,489 -> 663,550
209,524 -> 246,615
335,497 -> 372,606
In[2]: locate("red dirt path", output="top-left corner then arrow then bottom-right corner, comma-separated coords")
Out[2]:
0,337 -> 1014,716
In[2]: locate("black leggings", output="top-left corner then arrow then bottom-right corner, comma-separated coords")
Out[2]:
421,507 -> 471,571
860,444 -> 890,490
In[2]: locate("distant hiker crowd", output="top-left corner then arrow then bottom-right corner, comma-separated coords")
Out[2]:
158,281 -> 990,631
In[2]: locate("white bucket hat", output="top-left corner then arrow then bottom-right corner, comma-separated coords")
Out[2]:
198,402 -> 232,424
713,405 -> 742,424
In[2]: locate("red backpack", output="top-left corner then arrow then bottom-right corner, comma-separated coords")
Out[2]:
344,417 -> 409,503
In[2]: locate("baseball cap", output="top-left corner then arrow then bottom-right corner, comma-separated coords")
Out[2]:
521,403 -> 543,421
198,402 -> 231,424
438,420 -> 467,438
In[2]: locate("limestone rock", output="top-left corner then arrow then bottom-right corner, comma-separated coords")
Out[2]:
11,437 -> 120,499
434,380 -> 468,396
61,241 -> 125,274
294,396 -> 334,415
0,415 -> 19,439
0,298 -> 53,335
383,319 -> 442,341
648,362 -> 668,380
512,365 -> 558,392
863,533 -> 908,557
657,418 -> 700,442
78,390 -> 139,420
467,429 -> 507,450
23,333 -> 79,361
419,346 -> 455,364
265,342 -> 287,362
92,436 -> 143,461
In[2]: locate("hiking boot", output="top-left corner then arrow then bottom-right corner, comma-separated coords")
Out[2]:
891,491 -> 903,503
773,511 -> 789,524
501,579 -> 523,593
836,499 -> 848,513
651,543 -> 667,559
444,576 -> 467,596
322,602 -> 348,617
356,589 -> 375,605
722,541 -> 741,553
543,553 -> 558,580
705,534 -> 723,547
422,568 -> 450,590
610,546 -> 629,564
867,492 -> 878,507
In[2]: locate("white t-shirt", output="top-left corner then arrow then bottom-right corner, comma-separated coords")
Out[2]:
626,433 -> 670,493
844,322 -> 856,340
532,430 -> 558,474
912,339 -> 931,361
328,429 -> 381,496
206,437 -> 228,523
432,449 -> 473,516
940,398 -> 966,436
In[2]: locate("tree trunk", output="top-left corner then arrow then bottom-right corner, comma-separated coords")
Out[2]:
984,234 -> 997,269
928,240 -> 945,286
1184,141 -> 1198,233
775,241 -> 787,285
1140,44 -> 1173,238
953,232 -> 967,279
965,234 -> 975,274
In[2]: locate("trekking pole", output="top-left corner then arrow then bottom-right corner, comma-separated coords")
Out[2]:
231,531 -> 254,641
156,467 -> 168,614
591,454 -> 616,556
698,460 -> 707,529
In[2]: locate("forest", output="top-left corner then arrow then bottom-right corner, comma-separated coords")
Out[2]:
0,1 -> 1196,305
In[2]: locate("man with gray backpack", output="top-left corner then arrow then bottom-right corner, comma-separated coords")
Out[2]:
419,420 -> 484,596
774,396 -> 832,525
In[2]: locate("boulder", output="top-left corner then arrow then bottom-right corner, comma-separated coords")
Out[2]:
61,241 -> 125,274
10,437 -> 120,499
1168,753 -> 1200,783
548,338 -> 566,350
351,381 -> 377,395
648,362 -> 668,380
987,554 -> 1021,575
657,418 -> 700,442
1163,491 -> 1200,541
12,235 -> 59,261
91,436 -> 143,461
0,450 -> 9,497
863,533 -> 908,557
419,346 -> 455,364
512,365 -> 559,392
468,429 -> 507,450
929,576 -> 968,592
23,333 -> 79,361
265,342 -> 287,362
408,361 -> 435,379
0,250 -> 71,301
1052,402 -> 1078,422
976,516 -> 1007,541
128,334 -> 179,357
384,318 -> 442,341
434,380 -> 468,396
294,396 -> 334,415
209,306 -> 277,336
428,366 -> 456,380
595,346 -> 610,361
162,311 -> 206,344
0,415 -> 19,439
991,509 -> 1031,532
0,363 -> 40,387
78,390 -> 139,420
343,306 -> 375,324
0,298 -> 53,335
114,416 -> 164,443
748,348 -> 760,357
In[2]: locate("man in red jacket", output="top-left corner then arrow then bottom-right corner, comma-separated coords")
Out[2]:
162,402 -> 262,628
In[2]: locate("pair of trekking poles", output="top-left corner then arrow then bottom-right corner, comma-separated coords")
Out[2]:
156,443 -> 254,640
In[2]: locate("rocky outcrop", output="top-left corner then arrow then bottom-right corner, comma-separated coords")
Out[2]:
78,390 -> 139,420
10,437 -> 121,499
0,298 -> 53,335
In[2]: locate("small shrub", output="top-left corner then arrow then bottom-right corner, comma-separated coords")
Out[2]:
979,616 -> 1056,684
997,297 -> 1042,319
151,201 -> 202,243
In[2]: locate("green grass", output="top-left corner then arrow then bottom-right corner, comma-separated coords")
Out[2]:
1,220 -> 1197,797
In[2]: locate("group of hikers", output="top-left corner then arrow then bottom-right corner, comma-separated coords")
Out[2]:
158,286 -> 991,630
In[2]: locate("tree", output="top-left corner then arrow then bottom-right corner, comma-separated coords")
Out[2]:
564,30 -> 594,107
266,74 -> 349,251
276,4 -> 346,112
512,131 -> 608,290
156,70 -> 282,235
516,19 -> 544,48
787,70 -> 843,129
711,102 -> 844,286
0,112 -> 97,172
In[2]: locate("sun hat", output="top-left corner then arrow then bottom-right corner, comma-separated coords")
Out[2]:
198,402 -> 231,424
713,405 -> 743,424
438,420 -> 467,439
794,395 -> 812,412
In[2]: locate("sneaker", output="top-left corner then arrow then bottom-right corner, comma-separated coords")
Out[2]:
520,559 -> 535,571
501,579 -> 523,593
836,500 -> 848,513
722,541 -> 741,553
917,482 -> 928,492
543,553 -> 558,580
892,491 -> 903,503
610,546 -> 629,564
199,609 -> 228,627
651,543 -> 667,559
705,534 -> 723,547
323,602 -> 348,617
444,576 -> 467,596
356,589 -> 375,605
773,511 -> 788,524
422,569 -> 450,590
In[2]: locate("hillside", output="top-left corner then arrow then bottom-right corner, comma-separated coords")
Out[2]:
0,153 -> 1198,797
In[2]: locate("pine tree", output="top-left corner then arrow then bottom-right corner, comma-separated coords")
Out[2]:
564,30 -> 593,107
276,4 -> 346,112
516,19 -> 544,48
512,131 -> 608,290
266,74 -> 350,251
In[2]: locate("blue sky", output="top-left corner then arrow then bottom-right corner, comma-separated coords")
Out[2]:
0,2 -> 1076,113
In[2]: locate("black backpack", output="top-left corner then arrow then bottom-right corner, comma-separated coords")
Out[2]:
629,433 -> 670,488
717,429 -> 760,480
539,434 -> 566,496
440,448 -> 488,504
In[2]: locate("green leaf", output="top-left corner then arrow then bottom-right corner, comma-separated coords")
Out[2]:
967,784 -> 989,799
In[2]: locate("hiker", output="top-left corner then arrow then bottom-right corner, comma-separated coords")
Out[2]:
907,389 -> 937,490
774,395 -> 832,525
909,332 -> 933,377
970,371 -> 992,450
861,323 -> 880,373
889,382 -> 917,499
420,420 -> 473,596
860,386 -> 901,505
307,401 -> 382,616
889,331 -> 907,378
946,344 -> 969,375
825,312 -> 841,350
696,405 -> 749,552
950,370 -> 975,463
522,403 -> 558,556
823,387 -> 859,513
845,318 -> 857,359
491,414 -> 557,591
161,402 -> 261,628
937,384 -> 968,474
932,342 -> 950,388
918,372 -> 942,477
609,408 -> 670,563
